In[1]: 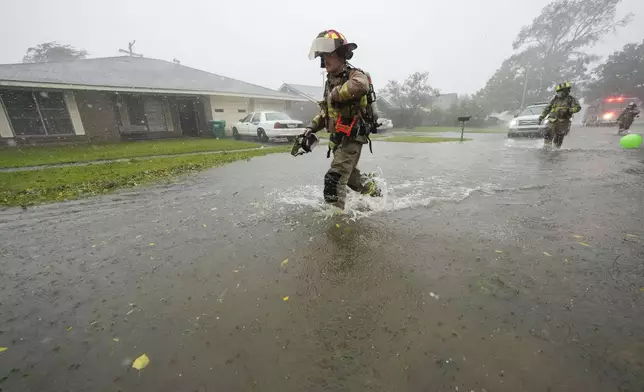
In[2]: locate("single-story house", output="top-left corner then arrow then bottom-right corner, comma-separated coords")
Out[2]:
0,56 -> 306,145
278,83 -> 324,123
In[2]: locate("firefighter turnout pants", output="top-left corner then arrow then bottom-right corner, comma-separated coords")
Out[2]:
323,138 -> 372,209
544,120 -> 571,148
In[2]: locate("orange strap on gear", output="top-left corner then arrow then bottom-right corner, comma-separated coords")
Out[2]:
335,115 -> 358,137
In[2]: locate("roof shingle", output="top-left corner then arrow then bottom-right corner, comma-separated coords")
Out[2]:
0,56 -> 304,100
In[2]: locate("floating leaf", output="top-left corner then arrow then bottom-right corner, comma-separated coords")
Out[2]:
282,296 -> 290,302
564,258 -> 569,263
571,234 -> 584,239
280,259 -> 289,267
202,224 -> 207,228
578,242 -> 590,247
113,338 -> 120,342
494,250 -> 503,254
626,234 -> 639,238
335,224 -> 340,228
132,353 -> 150,370
543,252 -> 552,257
233,269 -> 239,273
148,243 -> 155,247
67,326 -> 73,331
0,347 -> 7,353
91,244 -> 97,248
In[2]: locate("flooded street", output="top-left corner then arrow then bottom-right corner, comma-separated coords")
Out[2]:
2,127 -> 644,391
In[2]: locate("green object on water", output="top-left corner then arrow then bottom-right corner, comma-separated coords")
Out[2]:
620,133 -> 642,149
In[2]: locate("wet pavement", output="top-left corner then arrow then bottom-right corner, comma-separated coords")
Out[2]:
1,127 -> 644,391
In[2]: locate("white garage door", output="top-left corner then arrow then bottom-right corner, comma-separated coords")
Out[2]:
209,96 -> 250,134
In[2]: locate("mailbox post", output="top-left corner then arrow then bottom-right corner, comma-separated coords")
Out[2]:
457,116 -> 472,142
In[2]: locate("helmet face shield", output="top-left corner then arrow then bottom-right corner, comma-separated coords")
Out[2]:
308,37 -> 339,60
308,30 -> 358,60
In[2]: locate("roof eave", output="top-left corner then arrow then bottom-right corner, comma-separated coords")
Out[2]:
280,83 -> 320,103
0,80 -> 308,102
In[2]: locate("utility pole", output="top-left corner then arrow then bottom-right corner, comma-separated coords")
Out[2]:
520,67 -> 529,110
118,40 -> 143,57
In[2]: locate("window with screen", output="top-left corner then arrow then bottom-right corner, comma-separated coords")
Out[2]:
0,90 -> 73,136
124,95 -> 147,126
35,92 -> 74,135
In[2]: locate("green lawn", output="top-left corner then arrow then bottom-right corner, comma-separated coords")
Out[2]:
381,135 -> 470,143
392,126 -> 506,134
0,147 -> 288,207
0,138 -> 261,168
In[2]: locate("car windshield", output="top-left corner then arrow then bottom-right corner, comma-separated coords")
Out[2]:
520,105 -> 547,116
265,112 -> 291,121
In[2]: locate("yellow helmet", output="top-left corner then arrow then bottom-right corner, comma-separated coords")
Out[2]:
555,81 -> 571,92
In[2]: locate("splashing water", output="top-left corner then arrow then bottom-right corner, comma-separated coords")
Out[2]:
267,172 -> 503,221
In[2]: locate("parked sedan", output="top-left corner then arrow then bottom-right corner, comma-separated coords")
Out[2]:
378,118 -> 394,130
232,111 -> 306,142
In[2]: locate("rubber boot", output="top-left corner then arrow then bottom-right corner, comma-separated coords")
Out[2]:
554,134 -> 564,149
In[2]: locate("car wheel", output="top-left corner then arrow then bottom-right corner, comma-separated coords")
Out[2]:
257,129 -> 269,143
232,128 -> 240,140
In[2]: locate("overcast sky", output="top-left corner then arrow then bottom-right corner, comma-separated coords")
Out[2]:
1,0 -> 642,94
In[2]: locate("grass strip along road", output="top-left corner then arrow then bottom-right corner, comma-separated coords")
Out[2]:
392,126 -> 506,134
0,139 -> 260,169
0,147 -> 287,207
383,135 -> 470,143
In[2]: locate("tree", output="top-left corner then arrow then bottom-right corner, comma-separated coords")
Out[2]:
22,42 -> 88,63
380,72 -> 440,127
480,0 -> 631,111
513,0 -> 632,55
445,95 -> 489,127
584,40 -> 644,101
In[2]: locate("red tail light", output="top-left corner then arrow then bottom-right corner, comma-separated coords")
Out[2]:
274,122 -> 282,129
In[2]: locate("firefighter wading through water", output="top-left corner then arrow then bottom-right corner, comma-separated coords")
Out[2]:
303,30 -> 382,210
617,102 -> 640,134
538,82 -> 581,148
